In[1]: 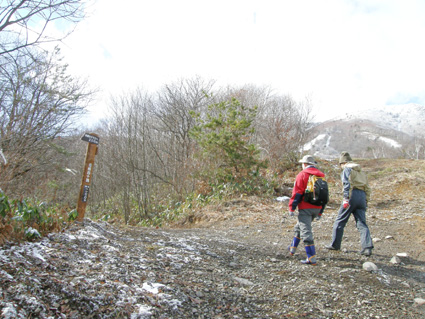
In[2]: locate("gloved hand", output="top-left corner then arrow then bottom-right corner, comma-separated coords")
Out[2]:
289,210 -> 295,217
343,198 -> 349,209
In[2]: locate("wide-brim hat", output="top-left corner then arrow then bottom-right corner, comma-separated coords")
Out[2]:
299,155 -> 317,165
339,151 -> 353,164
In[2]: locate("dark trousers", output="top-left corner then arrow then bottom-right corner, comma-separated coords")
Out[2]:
331,189 -> 373,250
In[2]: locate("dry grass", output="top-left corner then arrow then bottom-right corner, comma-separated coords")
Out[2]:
171,158 -> 425,229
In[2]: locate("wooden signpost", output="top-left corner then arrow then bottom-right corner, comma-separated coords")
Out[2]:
76,133 -> 99,221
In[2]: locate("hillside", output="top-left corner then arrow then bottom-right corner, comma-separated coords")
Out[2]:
1,158 -> 425,318
305,104 -> 425,159
339,104 -> 425,136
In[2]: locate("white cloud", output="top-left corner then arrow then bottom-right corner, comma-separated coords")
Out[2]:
56,0 -> 425,124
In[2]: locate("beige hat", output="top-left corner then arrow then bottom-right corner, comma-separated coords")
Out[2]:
299,155 -> 317,165
339,151 -> 353,164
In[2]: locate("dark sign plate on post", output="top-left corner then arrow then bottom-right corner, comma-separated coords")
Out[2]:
81,185 -> 90,203
81,133 -> 100,145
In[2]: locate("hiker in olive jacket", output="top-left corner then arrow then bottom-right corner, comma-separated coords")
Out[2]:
287,154 -> 325,265
325,151 -> 374,256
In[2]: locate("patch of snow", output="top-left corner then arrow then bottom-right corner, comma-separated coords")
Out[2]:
1,269 -> 13,280
303,134 -> 327,151
325,135 -> 331,148
161,297 -> 182,310
64,233 -> 77,240
1,303 -> 18,319
176,238 -> 197,251
102,244 -> 119,252
379,136 -> 402,148
29,243 -> 46,262
76,226 -> 104,240
0,250 -> 10,263
276,196 -> 290,202
360,132 -> 401,148
25,227 -> 41,238
132,304 -> 153,318
142,282 -> 165,294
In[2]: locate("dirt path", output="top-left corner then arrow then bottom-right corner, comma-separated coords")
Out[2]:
1,196 -> 424,318
1,158 -> 425,318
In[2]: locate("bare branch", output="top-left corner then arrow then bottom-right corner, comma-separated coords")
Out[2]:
0,0 -> 87,55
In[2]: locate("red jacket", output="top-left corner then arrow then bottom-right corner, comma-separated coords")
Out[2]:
289,166 -> 325,211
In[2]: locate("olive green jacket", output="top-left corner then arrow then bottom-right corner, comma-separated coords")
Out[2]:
342,162 -> 370,202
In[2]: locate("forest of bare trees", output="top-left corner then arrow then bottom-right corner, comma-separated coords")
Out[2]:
0,0 -> 313,226
86,78 -> 313,224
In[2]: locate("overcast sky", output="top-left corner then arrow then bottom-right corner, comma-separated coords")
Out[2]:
57,0 -> 425,124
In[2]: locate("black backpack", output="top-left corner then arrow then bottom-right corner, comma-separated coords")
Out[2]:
304,175 -> 329,206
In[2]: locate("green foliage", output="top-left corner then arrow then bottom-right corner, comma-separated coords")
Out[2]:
68,209 -> 78,221
0,191 -> 10,218
190,97 -> 267,185
0,190 -> 73,243
92,97 -> 280,226
24,227 -> 41,240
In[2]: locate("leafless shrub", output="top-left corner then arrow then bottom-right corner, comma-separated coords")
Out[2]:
0,47 -> 94,198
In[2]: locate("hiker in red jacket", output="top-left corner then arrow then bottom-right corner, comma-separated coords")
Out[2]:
287,155 -> 326,265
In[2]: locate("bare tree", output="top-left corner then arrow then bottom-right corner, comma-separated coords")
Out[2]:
153,76 -> 216,195
0,0 -> 87,56
92,89 -> 160,223
0,47 -> 94,196
92,78 -> 216,223
90,79 -> 315,223
216,85 -> 314,169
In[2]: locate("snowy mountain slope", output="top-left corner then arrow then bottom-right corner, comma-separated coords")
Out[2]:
304,104 -> 425,159
329,103 -> 425,137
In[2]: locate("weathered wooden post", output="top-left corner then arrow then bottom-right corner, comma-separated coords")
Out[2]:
77,132 -> 99,222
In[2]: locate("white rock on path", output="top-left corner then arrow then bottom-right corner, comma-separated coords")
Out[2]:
414,298 -> 425,306
233,277 -> 254,286
396,252 -> 408,257
390,256 -> 401,264
363,261 -> 378,272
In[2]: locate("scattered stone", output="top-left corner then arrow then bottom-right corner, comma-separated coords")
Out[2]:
363,262 -> 378,272
1,197 -> 424,319
396,252 -> 408,257
401,282 -> 410,288
414,298 -> 425,306
233,277 -> 254,286
372,238 -> 382,243
390,256 -> 401,264
385,236 -> 394,240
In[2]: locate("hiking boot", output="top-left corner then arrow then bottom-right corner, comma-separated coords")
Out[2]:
361,248 -> 372,256
325,244 -> 338,251
301,258 -> 317,266
288,236 -> 300,256
301,245 -> 317,265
